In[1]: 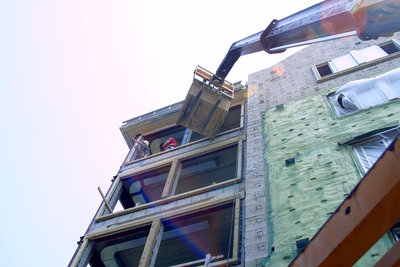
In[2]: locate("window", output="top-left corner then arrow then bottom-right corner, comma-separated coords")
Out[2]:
120,165 -> 171,209
327,67 -> 400,116
154,201 -> 239,266
86,200 -> 241,267
313,39 -> 400,81
352,126 -> 400,174
175,145 -> 238,194
101,140 -> 242,216
88,224 -> 151,267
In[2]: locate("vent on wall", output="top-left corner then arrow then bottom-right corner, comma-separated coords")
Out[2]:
285,157 -> 295,166
296,238 -> 309,254
276,104 -> 284,111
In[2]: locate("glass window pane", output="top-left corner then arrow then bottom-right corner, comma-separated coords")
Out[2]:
175,145 -> 238,194
155,202 -> 235,266
353,127 -> 400,173
89,225 -> 151,267
330,54 -> 358,72
358,45 -> 387,62
121,165 -> 170,207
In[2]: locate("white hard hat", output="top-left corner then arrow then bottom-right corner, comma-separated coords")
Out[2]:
143,140 -> 149,146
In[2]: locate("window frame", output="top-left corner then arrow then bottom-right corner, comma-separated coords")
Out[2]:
350,126 -> 400,174
96,136 -> 243,221
78,197 -> 242,267
342,126 -> 400,175
312,39 -> 400,83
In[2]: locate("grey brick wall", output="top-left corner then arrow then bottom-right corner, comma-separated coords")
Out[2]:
244,32 -> 400,265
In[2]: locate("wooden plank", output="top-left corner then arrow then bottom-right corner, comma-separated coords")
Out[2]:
316,50 -> 400,83
97,187 -> 113,213
374,240 -> 400,267
95,177 -> 120,220
232,197 -> 240,260
290,136 -> 400,266
161,158 -> 181,198
195,67 -> 212,80
195,66 -> 233,94
310,65 -> 322,81
139,218 -> 161,267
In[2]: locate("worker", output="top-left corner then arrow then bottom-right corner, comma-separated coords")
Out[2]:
132,137 -> 151,158
161,137 -> 178,151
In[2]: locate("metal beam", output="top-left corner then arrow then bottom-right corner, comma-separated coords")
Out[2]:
290,135 -> 400,266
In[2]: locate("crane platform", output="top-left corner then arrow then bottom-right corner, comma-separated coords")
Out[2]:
176,66 -> 234,139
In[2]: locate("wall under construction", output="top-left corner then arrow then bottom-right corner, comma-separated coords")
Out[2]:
262,87 -> 400,266
245,32 -> 400,266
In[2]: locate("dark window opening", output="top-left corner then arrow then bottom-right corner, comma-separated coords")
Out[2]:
89,225 -> 151,267
155,202 -> 235,266
315,40 -> 399,79
317,63 -> 333,77
380,42 -> 400,55
175,144 -> 238,194
120,165 -> 171,208
219,105 -> 241,132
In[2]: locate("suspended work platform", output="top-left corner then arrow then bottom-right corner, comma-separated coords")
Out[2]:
177,66 -> 234,139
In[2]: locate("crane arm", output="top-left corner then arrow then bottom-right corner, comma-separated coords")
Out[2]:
215,0 -> 400,81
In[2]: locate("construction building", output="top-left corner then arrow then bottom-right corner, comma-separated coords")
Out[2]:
69,31 -> 400,266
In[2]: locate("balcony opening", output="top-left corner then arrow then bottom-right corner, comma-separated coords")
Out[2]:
155,202 -> 236,266
120,165 -> 171,208
316,63 -> 333,77
175,144 -> 238,194
89,225 -> 151,267
380,42 -> 400,55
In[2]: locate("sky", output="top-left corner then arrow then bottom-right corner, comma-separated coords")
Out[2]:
0,1 -> 320,266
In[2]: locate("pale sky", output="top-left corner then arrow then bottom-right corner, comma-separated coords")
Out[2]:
0,1 -> 320,266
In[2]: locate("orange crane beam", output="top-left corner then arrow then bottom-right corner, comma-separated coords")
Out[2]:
290,135 -> 400,266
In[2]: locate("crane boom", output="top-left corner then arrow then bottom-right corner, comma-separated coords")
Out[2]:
215,0 -> 400,81
177,0 -> 400,139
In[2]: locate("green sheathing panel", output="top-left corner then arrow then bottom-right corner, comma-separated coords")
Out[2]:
263,95 -> 399,266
